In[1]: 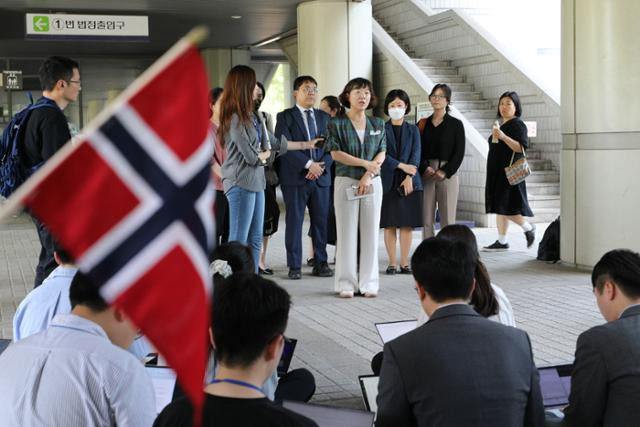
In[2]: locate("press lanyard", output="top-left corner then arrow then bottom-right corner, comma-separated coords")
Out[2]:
210,378 -> 264,395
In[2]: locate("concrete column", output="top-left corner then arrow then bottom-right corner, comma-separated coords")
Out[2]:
297,0 -> 372,101
282,63 -> 295,109
561,0 -> 640,267
201,48 -> 251,88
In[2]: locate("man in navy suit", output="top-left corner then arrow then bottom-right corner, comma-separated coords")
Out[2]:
275,76 -> 333,280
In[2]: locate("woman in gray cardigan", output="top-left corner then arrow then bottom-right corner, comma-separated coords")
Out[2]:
218,65 -> 318,271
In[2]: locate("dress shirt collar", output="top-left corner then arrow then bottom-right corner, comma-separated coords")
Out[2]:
296,104 -> 315,116
49,313 -> 110,340
46,265 -> 78,279
426,112 -> 450,128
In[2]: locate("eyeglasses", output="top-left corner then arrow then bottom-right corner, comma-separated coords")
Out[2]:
429,94 -> 446,100
301,87 -> 318,95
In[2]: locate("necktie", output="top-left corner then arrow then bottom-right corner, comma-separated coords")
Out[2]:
305,109 -> 318,160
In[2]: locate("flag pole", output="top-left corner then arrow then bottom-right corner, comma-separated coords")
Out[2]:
0,26 -> 210,224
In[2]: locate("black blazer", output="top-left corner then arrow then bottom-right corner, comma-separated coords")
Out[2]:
274,107 -> 332,187
564,305 -> 640,427
418,113 -> 465,178
376,304 -> 545,427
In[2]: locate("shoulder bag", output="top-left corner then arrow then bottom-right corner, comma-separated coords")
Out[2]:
504,147 -> 531,186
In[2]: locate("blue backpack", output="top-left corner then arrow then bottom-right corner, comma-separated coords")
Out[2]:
0,96 -> 57,198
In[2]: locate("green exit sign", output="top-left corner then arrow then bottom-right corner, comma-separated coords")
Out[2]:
32,16 -> 49,32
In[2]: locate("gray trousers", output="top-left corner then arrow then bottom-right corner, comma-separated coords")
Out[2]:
333,176 -> 383,294
422,159 -> 460,238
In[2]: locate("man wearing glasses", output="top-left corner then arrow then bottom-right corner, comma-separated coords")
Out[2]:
275,76 -> 334,280
22,56 -> 81,287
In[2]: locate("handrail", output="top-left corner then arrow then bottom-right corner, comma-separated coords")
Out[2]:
372,18 -> 489,158
406,0 -> 559,105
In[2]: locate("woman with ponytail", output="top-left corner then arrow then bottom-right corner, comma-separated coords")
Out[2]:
416,224 -> 515,326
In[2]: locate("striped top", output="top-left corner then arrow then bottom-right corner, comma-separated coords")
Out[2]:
0,314 -> 156,427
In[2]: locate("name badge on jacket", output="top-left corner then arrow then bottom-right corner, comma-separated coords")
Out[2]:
370,130 -> 382,136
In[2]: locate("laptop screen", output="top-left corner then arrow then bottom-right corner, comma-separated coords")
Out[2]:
277,337 -> 297,377
375,320 -> 416,344
358,375 -> 379,413
283,400 -> 375,427
145,366 -> 178,414
538,364 -> 572,408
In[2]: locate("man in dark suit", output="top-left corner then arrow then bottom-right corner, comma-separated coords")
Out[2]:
562,249 -> 640,426
376,238 -> 544,427
275,76 -> 333,280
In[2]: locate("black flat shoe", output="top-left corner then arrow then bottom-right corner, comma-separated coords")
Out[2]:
524,224 -> 537,248
259,268 -> 274,275
399,266 -> 412,274
306,258 -> 315,267
386,266 -> 397,275
483,240 -> 509,251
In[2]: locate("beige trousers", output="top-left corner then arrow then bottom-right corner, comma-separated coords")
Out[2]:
422,159 -> 460,238
333,176 -> 383,294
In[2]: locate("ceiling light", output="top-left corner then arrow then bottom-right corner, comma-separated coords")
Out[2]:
231,15 -> 242,19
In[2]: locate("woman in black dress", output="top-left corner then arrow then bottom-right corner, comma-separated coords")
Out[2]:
484,91 -> 536,251
379,89 -> 423,273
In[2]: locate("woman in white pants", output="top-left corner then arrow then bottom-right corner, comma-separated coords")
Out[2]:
327,78 -> 386,298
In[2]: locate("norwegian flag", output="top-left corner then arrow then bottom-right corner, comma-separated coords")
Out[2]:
16,37 -> 214,420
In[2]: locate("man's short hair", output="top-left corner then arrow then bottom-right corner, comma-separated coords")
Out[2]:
53,240 -> 74,265
212,273 -> 290,367
293,75 -> 317,91
411,238 -> 476,302
592,249 -> 640,299
69,271 -> 108,311
39,56 -> 79,92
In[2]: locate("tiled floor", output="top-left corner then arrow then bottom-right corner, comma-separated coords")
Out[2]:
0,212 -> 600,409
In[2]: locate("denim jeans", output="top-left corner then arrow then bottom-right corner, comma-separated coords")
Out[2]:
225,186 -> 264,272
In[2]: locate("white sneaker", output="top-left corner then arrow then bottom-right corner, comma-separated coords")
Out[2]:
338,291 -> 354,298
364,292 -> 378,298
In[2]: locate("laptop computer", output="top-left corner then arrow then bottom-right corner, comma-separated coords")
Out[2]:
277,337 -> 298,377
538,364 -> 573,409
358,365 -> 572,416
283,400 -> 375,427
358,375 -> 379,413
145,365 -> 182,414
374,320 -> 416,344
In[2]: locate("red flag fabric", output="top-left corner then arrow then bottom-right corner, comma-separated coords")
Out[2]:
21,43 -> 213,422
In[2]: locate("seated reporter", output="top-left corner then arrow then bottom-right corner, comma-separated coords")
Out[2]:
0,272 -> 156,427
12,242 -> 150,359
376,238 -> 544,427
154,273 -> 317,427
562,249 -> 640,427
208,242 -> 316,403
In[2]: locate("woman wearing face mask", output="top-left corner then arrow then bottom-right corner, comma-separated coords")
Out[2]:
417,83 -> 465,238
380,89 -> 423,274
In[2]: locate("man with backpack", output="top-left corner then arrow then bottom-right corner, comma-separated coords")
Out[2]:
18,56 -> 80,287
